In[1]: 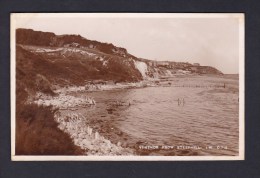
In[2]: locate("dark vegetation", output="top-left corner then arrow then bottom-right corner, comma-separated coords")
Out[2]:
17,45 -> 142,86
16,46 -> 84,155
16,104 -> 83,155
15,82 -> 83,155
16,45 -> 86,87
16,28 -> 55,46
16,28 -> 134,58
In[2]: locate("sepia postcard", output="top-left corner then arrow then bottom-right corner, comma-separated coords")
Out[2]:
11,13 -> 245,161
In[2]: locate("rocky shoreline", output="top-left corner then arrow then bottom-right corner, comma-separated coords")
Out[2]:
33,92 -> 135,156
55,112 -> 134,155
54,81 -> 150,94
33,92 -> 96,109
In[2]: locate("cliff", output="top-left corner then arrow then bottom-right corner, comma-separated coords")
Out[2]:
16,28 -> 223,93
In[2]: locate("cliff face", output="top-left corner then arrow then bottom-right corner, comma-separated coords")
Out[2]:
16,28 -> 223,94
144,63 -> 223,78
16,29 -> 145,94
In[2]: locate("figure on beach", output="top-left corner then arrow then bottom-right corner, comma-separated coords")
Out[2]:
177,98 -> 185,106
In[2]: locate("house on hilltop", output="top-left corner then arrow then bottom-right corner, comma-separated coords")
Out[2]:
193,63 -> 200,66
190,66 -> 198,72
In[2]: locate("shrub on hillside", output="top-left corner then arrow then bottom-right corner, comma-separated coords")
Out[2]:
16,104 -> 84,155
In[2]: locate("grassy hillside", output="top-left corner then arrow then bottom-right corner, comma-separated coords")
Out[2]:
15,29 -> 144,155
17,44 -> 142,86
16,103 -> 84,155
16,44 -> 85,155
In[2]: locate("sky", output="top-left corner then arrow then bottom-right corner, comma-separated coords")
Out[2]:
14,14 -> 241,74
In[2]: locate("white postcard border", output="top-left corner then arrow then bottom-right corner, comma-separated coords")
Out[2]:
10,13 -> 245,161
